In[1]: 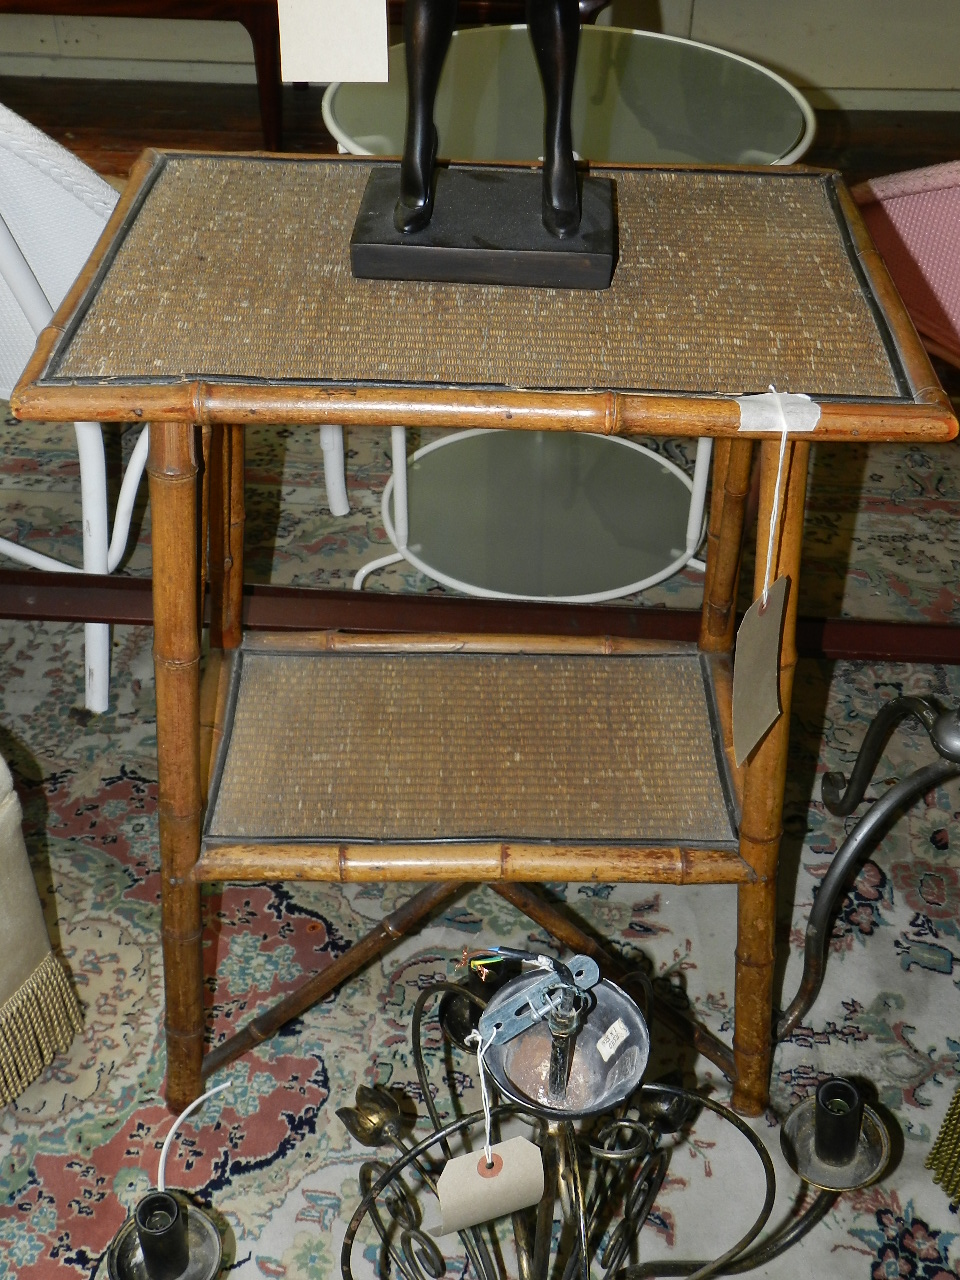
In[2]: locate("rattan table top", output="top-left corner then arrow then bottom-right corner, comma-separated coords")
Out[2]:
42,155 -> 907,400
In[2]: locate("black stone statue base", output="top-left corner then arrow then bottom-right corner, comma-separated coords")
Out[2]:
350,165 -> 618,290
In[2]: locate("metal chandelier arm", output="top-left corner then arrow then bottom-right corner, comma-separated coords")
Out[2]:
821,695 -> 941,815
778,754 -> 960,1041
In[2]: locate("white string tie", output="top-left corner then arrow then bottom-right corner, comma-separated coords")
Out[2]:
466,1027 -> 497,1167
760,385 -> 791,610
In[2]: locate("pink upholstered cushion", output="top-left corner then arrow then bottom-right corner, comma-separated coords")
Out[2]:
852,161 -> 960,367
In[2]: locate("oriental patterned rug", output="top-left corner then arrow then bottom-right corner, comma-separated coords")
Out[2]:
0,403 -> 959,1278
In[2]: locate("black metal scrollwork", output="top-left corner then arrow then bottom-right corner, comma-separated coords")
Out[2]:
340,985 -> 778,1280
599,1150 -> 667,1276
400,1227 -> 446,1280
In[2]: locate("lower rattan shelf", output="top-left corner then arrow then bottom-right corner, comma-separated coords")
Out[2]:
196,633 -> 748,886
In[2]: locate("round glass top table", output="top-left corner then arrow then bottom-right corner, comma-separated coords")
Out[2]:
323,26 -> 816,602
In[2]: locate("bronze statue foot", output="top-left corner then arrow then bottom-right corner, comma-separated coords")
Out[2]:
542,190 -> 581,239
541,159 -> 580,239
394,180 -> 435,234
394,127 -> 439,234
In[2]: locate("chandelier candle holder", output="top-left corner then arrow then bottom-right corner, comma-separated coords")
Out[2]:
780,1076 -> 889,1195
106,1083 -> 228,1280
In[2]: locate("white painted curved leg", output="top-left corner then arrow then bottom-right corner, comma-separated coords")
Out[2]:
352,425 -> 408,590
353,549 -> 404,588
685,436 -> 713,566
390,425 -> 408,550
107,425 -> 150,572
75,420 -> 110,713
320,424 -> 350,517
0,535 -> 81,573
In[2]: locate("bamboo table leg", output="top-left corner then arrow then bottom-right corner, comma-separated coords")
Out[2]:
148,421 -> 205,1111
208,423 -> 245,652
700,437 -> 753,654
732,438 -> 810,1115
224,424 -> 245,650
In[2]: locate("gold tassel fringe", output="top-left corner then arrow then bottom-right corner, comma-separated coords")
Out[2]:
926,1085 -> 960,1208
0,951 -> 83,1104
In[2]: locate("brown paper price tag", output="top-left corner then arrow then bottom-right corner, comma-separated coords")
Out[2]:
426,1136 -> 544,1237
732,575 -> 788,766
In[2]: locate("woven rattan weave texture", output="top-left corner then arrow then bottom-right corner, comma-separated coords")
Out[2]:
206,649 -> 737,845
54,157 -> 900,398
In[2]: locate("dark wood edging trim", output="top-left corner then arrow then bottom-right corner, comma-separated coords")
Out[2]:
0,570 -> 957,663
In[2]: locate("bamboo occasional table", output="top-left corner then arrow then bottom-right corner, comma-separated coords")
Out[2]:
13,151 -> 957,1116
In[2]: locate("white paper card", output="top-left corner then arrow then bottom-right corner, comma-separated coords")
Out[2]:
278,0 -> 388,84
596,1018 -> 629,1063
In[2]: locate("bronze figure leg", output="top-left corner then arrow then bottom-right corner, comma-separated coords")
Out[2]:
527,0 -> 581,237
395,0 -> 458,233
395,0 -> 581,239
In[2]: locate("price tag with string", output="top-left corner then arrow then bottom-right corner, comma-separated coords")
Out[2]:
423,946 -> 597,1238
732,387 -> 819,766
425,1025 -> 544,1238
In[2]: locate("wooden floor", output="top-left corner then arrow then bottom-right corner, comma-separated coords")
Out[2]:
2,74 -> 960,182
0,78 -> 337,175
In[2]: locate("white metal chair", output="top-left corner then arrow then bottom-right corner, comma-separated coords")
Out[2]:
0,101 -> 350,711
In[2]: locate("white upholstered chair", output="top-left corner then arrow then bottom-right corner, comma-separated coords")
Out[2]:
0,102 -> 350,711
0,101 -> 141,713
